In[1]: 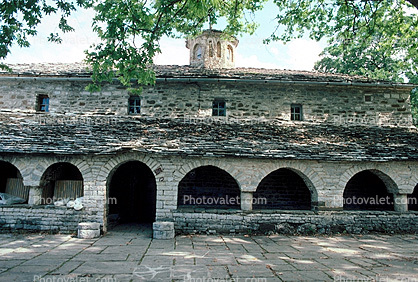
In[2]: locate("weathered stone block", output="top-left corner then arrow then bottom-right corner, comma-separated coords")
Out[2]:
77,222 -> 100,239
153,221 -> 175,239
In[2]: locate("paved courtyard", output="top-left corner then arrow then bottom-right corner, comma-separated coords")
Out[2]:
0,224 -> 417,282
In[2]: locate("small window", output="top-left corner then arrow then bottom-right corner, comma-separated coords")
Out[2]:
227,45 -> 233,62
128,96 -> 141,114
37,95 -> 49,112
365,95 -> 372,102
209,40 -> 214,57
217,42 -> 221,58
212,99 -> 226,117
291,104 -> 302,121
194,44 -> 203,60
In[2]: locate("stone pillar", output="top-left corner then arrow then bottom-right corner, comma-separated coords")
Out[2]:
241,191 -> 253,211
28,186 -> 43,205
394,194 -> 408,212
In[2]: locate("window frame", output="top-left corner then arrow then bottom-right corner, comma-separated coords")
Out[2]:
226,45 -> 234,62
212,99 -> 226,117
290,104 -> 303,121
37,94 -> 49,112
364,95 -> 372,103
128,96 -> 141,115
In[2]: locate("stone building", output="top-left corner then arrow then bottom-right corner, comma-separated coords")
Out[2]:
0,30 -> 417,234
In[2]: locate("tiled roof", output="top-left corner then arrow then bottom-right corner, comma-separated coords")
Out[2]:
0,112 -> 417,161
0,63 -> 413,87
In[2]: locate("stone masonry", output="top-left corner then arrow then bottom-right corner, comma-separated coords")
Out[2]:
0,152 -> 417,233
0,31 -> 417,234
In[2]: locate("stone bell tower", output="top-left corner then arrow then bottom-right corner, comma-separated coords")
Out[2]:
186,29 -> 239,68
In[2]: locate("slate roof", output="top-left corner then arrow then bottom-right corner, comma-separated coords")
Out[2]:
0,63 -> 414,87
0,112 -> 417,161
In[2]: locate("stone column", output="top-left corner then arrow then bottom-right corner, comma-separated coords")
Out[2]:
394,194 -> 408,212
28,186 -> 43,205
241,191 -> 253,211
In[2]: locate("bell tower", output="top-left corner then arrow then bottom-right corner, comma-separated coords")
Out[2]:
186,30 -> 239,69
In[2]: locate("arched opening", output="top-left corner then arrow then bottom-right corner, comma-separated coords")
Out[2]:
108,161 -> 156,224
216,42 -> 221,58
193,44 -> 203,60
343,170 -> 394,211
227,45 -> 233,62
0,161 -> 27,202
40,162 -> 83,205
177,166 -> 240,209
253,168 -> 312,210
408,184 -> 418,211
209,40 -> 214,57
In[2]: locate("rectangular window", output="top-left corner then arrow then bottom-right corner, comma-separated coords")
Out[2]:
37,95 -> 49,112
212,99 -> 226,116
128,96 -> 141,114
291,104 -> 302,121
364,95 -> 372,102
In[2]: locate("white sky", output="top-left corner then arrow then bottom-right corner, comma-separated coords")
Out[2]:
4,1 -> 326,71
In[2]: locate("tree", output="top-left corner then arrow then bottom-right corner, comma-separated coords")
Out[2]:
1,1 -> 417,91
0,0 -> 87,70
268,0 -> 418,124
84,0 -> 265,91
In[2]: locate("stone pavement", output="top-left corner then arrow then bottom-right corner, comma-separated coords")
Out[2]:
0,224 -> 417,282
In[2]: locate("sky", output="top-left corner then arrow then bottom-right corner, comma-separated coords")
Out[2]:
4,1 -> 326,71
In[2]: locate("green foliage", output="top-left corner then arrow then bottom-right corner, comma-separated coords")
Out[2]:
1,0 -> 417,122
0,0 -> 87,69
265,0 -> 417,124
311,0 -> 418,84
84,0 -> 267,91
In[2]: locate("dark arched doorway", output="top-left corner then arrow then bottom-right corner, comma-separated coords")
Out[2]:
40,162 -> 83,204
108,161 -> 156,223
343,170 -> 394,211
177,165 -> 240,209
253,168 -> 312,210
0,161 -> 27,202
408,184 -> 418,211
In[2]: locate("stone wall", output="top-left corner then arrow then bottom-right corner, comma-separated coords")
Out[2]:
172,210 -> 418,235
0,205 -> 88,233
0,153 -> 417,233
0,79 -> 413,126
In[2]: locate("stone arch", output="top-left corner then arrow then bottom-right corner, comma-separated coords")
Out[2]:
177,165 -> 240,209
408,183 -> 418,211
98,154 -> 161,184
193,44 -> 203,60
175,159 -> 242,190
216,41 -> 221,57
0,160 -> 27,202
40,162 -> 84,205
253,164 -> 319,203
227,45 -> 234,62
338,167 -> 399,196
343,169 -> 396,211
106,160 -> 156,224
253,167 -> 314,210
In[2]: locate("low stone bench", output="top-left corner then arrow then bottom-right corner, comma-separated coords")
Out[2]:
153,221 -> 175,239
77,222 -> 101,239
